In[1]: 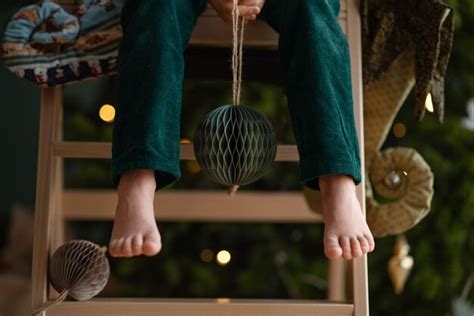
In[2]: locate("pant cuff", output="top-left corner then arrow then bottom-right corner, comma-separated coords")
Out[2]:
112,155 -> 180,191
299,157 -> 362,191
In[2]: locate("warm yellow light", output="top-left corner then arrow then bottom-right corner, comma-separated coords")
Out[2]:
200,249 -> 214,263
216,250 -> 231,266
402,170 -> 408,176
425,93 -> 434,112
180,138 -> 192,144
186,160 -> 201,174
393,123 -> 406,138
99,104 -> 115,122
217,298 -> 230,304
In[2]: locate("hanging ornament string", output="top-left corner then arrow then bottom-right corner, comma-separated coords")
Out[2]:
228,0 -> 246,196
232,0 -> 245,106
32,289 -> 69,315
193,2 -> 277,197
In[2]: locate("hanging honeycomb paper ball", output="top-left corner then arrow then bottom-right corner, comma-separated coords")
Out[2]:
33,240 -> 110,315
49,239 -> 110,300
193,1 -> 277,196
193,104 -> 277,196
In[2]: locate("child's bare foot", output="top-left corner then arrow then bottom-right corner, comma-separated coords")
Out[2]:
109,169 -> 162,257
319,174 -> 375,260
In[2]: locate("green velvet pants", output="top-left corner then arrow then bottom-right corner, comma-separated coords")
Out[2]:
112,0 -> 362,191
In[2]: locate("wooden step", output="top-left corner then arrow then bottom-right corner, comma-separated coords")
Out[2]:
46,298 -> 354,316
53,142 -> 300,161
63,189 -> 322,222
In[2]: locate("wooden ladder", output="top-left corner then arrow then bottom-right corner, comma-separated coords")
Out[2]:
31,0 -> 369,314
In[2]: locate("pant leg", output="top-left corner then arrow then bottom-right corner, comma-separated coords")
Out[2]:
112,0 -> 208,190
259,0 -> 362,191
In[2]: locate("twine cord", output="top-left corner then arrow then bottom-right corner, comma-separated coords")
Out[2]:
232,0 -> 245,106
228,0 -> 245,196
32,289 -> 69,315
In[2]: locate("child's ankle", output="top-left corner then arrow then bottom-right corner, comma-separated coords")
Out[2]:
319,174 -> 355,191
118,169 -> 156,193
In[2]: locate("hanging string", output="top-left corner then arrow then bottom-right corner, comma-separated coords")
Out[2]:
228,0 -> 245,197
231,0 -> 245,106
31,289 -> 69,315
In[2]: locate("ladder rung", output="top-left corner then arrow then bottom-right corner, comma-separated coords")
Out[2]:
53,141 -> 300,161
46,298 -> 354,316
63,189 -> 322,222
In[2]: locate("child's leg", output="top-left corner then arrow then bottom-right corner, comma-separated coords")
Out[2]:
259,0 -> 375,260
109,0 -> 207,257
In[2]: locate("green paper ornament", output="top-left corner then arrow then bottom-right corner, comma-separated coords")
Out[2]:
193,2 -> 277,196
193,104 -> 277,196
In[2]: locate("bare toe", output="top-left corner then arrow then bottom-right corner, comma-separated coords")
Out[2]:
364,233 -> 375,252
143,234 -> 161,256
324,235 -> 343,260
131,235 -> 143,256
340,237 -> 352,260
110,237 -> 126,257
121,237 -> 134,257
350,237 -> 363,258
358,235 -> 370,253
109,239 -> 119,256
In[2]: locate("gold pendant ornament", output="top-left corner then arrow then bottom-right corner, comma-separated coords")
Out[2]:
388,234 -> 414,294
366,147 -> 434,237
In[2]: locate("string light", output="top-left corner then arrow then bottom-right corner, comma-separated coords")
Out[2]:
393,123 -> 406,138
217,298 -> 230,304
186,161 -> 201,174
216,250 -> 231,266
461,98 -> 474,131
99,104 -> 115,123
425,93 -> 434,112
200,249 -> 214,263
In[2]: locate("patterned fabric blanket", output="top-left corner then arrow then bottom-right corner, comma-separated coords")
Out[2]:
361,0 -> 454,123
2,0 -> 123,87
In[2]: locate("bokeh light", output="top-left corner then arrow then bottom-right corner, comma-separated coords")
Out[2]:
186,160 -> 201,174
216,250 -> 231,266
217,298 -> 230,304
180,138 -> 192,144
200,249 -> 214,263
425,93 -> 434,112
393,122 -> 406,138
99,104 -> 115,123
